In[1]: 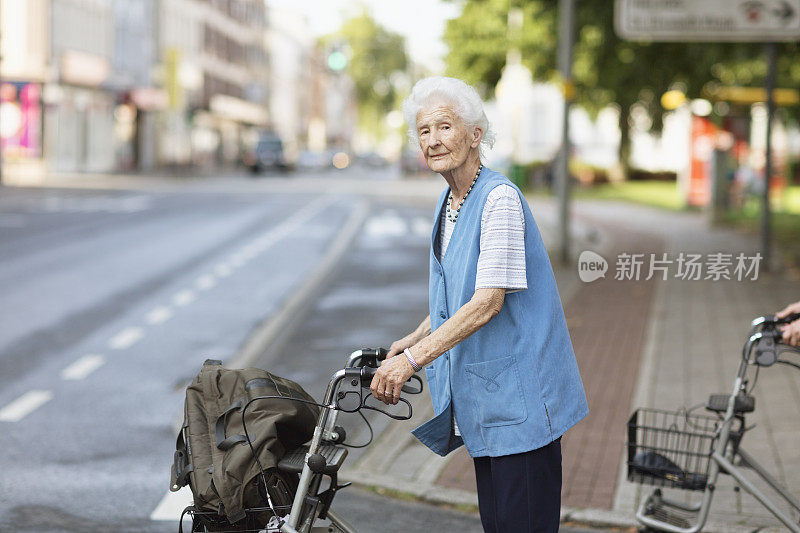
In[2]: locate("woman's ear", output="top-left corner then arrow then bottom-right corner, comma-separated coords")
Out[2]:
471,127 -> 483,148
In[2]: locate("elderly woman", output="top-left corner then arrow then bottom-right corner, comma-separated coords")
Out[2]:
370,76 -> 588,532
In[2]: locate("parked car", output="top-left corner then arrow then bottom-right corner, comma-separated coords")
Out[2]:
356,151 -> 387,168
243,132 -> 288,173
400,146 -> 429,174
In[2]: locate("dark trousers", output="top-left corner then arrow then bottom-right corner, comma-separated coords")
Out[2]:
473,439 -> 562,533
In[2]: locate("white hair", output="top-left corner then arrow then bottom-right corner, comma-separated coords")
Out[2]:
401,76 -> 496,159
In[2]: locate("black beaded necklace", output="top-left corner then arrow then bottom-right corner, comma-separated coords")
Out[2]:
445,164 -> 483,223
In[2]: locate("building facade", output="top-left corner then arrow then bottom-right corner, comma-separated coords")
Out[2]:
0,0 -> 50,183
1,0 -> 273,180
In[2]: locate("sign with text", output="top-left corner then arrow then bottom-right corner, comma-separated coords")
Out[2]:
615,0 -> 800,41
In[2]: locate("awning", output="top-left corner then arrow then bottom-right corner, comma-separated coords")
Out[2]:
209,94 -> 268,126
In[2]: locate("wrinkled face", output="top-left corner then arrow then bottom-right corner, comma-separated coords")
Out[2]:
416,101 -> 480,174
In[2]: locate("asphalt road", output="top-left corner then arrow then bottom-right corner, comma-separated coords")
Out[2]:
0,175 -> 357,531
0,168 -> 612,532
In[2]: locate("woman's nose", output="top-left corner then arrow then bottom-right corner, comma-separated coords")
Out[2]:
426,131 -> 441,148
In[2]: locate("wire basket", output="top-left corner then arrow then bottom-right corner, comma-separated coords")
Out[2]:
627,408 -> 722,491
181,505 -> 292,533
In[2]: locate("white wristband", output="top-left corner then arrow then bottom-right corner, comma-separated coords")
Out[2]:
403,348 -> 422,372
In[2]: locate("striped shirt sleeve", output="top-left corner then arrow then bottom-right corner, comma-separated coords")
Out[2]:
475,185 -> 527,291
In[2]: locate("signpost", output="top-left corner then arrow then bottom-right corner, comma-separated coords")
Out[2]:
614,0 -> 800,272
557,0 -> 576,265
615,0 -> 800,41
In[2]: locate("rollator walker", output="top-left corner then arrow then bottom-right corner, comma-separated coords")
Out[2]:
181,348 -> 422,533
627,313 -> 800,532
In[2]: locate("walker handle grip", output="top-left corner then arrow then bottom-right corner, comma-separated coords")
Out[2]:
358,348 -> 388,366
776,312 -> 800,324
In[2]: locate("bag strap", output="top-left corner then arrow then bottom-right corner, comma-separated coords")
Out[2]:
214,398 -> 248,450
171,421 -> 194,491
202,362 -> 245,522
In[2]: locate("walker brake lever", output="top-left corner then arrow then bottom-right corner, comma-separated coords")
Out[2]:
401,374 -> 423,394
361,393 -> 413,420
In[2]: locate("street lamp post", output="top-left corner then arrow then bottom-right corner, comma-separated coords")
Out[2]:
762,42 -> 776,273
556,0 -> 575,265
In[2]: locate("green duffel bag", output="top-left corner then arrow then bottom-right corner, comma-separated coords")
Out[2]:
170,359 -> 320,530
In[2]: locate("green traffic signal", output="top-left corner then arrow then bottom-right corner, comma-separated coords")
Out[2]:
327,51 -> 348,71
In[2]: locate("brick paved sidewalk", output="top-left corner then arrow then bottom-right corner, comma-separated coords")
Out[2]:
603,203 -> 800,532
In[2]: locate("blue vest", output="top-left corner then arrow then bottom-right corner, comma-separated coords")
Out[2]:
410,167 -> 588,457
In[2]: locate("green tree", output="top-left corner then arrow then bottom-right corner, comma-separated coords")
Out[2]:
323,10 -> 408,138
443,0 -> 556,97
444,0 -> 800,169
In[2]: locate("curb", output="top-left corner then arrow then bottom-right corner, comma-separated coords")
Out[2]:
337,469 -> 641,529
228,198 -> 370,369
336,472 -> 774,533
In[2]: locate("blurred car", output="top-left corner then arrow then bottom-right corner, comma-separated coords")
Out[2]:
243,132 -> 288,173
356,151 -> 387,168
400,146 -> 429,174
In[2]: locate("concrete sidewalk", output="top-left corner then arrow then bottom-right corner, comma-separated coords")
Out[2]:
341,199 -> 800,533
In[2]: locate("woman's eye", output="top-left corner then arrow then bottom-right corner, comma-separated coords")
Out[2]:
442,125 -> 450,130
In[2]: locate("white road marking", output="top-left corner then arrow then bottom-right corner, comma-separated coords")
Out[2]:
61,354 -> 105,380
108,327 -> 144,350
202,197 -> 339,292
364,215 -> 408,238
241,245 -> 259,259
39,195 -> 152,214
251,195 -> 337,246
412,217 -> 431,238
150,486 -> 193,521
250,239 -> 268,252
195,275 -> 217,290
146,306 -> 174,325
172,290 -> 196,307
214,264 -> 233,278
253,236 -> 272,250
0,390 -> 53,422
118,196 -> 152,213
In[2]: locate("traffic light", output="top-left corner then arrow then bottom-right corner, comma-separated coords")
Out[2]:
327,50 -> 347,72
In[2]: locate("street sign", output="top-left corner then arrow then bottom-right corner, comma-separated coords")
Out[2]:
615,0 -> 800,42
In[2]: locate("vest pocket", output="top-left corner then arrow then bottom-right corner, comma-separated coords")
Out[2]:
465,355 -> 528,427
424,365 -> 440,414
